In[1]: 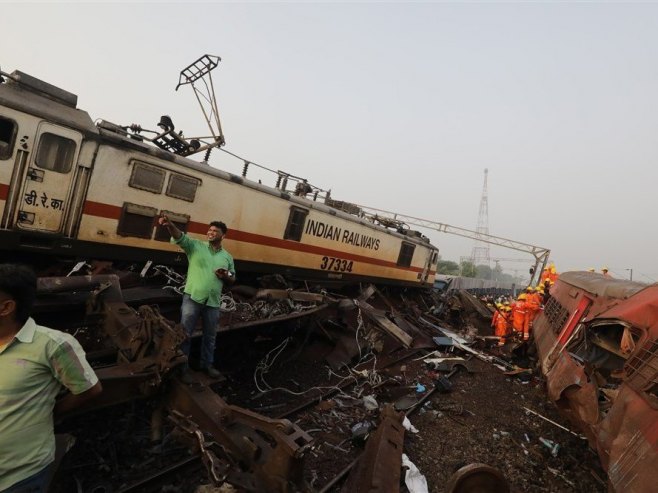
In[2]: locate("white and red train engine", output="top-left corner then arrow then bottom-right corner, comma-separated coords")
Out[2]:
0,69 -> 438,288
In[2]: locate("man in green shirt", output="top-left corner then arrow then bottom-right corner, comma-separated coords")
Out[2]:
0,264 -> 102,492
159,214 -> 235,378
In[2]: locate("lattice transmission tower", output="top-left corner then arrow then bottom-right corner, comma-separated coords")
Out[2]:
470,168 -> 491,269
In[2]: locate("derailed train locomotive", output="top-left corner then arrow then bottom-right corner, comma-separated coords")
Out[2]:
0,66 -> 438,287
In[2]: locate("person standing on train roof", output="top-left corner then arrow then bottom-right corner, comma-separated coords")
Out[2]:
159,214 -> 235,380
0,264 -> 102,493
602,267 -> 612,277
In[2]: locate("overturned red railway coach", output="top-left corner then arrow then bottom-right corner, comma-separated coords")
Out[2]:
533,271 -> 658,493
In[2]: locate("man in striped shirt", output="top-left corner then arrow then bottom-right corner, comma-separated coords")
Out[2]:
0,264 -> 102,492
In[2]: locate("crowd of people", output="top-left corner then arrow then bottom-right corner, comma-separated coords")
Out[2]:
490,263 -> 559,346
490,263 -> 613,346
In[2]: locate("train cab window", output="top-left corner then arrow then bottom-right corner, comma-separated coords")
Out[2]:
35,132 -> 75,173
284,207 -> 308,241
166,174 -> 200,202
154,211 -> 189,241
129,161 -> 166,193
117,202 -> 158,239
0,117 -> 17,160
397,242 -> 415,267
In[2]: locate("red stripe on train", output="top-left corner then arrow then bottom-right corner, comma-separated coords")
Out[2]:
82,200 -> 435,275
83,200 -> 122,219
0,183 -> 9,201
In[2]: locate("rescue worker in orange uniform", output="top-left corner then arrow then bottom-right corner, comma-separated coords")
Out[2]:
511,293 -> 527,339
494,306 -> 511,346
539,267 -> 550,285
524,287 -> 542,341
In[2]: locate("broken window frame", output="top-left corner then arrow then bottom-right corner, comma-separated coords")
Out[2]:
284,206 -> 308,242
397,242 -> 415,267
0,116 -> 17,160
567,319 -> 642,382
625,338 -> 658,409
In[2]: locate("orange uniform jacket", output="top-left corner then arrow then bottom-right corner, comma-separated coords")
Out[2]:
524,293 -> 541,335
495,311 -> 511,339
491,310 -> 500,328
512,301 -> 526,333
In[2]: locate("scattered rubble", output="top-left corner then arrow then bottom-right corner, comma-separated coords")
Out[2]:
40,276 -> 610,492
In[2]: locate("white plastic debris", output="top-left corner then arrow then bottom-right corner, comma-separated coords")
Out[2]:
362,395 -> 379,410
402,416 -> 419,433
401,453 -> 429,493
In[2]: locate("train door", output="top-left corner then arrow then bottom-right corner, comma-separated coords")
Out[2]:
14,122 -> 81,232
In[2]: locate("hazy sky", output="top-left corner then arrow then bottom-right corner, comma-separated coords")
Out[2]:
2,2 -> 657,282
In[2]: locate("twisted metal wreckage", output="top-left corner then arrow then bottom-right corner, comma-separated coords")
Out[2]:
37,266 -> 456,492
31,268 -> 658,493
39,274 -> 313,492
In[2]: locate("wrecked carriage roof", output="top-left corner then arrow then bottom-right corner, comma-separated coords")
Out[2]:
557,271 -> 650,300
558,271 -> 658,331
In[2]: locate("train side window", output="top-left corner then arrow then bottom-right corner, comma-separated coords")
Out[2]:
0,117 -> 17,160
397,242 -> 415,267
625,339 -> 658,409
154,211 -> 190,242
284,207 -> 308,241
544,297 -> 571,334
129,161 -> 166,194
166,173 -> 200,202
35,132 -> 75,173
117,202 -> 158,239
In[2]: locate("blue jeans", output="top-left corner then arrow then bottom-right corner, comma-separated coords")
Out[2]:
3,465 -> 50,493
180,294 -> 220,368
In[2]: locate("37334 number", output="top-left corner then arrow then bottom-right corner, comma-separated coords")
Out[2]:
320,256 -> 353,272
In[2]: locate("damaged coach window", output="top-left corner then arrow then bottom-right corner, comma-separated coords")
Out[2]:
284,206 -> 308,241
0,117 -> 17,160
625,339 -> 658,408
568,320 -> 640,380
